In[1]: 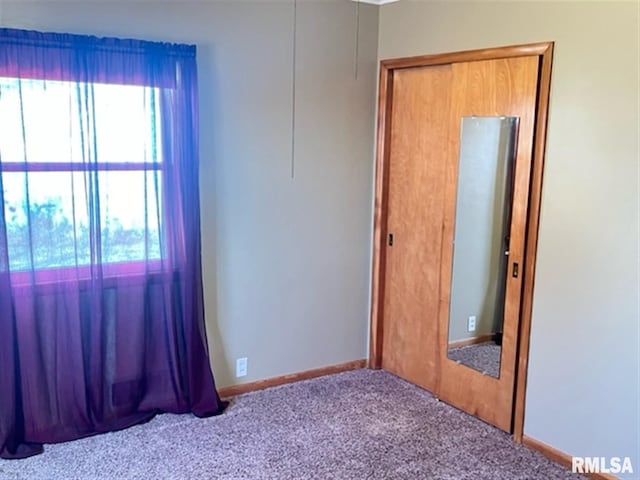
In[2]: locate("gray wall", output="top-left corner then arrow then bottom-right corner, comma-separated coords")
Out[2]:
0,0 -> 379,388
379,1 -> 639,475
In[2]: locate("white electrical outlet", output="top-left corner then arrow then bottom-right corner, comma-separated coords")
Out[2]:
467,316 -> 477,332
236,357 -> 248,378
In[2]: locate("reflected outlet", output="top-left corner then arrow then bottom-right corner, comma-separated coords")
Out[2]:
467,316 -> 477,332
236,357 -> 248,378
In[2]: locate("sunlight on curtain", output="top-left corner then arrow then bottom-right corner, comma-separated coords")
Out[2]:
0,28 -> 226,460
0,79 -> 163,271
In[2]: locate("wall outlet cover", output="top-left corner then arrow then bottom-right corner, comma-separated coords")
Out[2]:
236,357 -> 248,378
468,316 -> 477,332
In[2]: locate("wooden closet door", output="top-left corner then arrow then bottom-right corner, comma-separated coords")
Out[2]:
379,55 -> 539,433
437,56 -> 540,432
381,65 -> 452,392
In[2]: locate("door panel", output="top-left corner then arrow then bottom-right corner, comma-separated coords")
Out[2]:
381,65 -> 452,392
380,55 -> 539,432
438,56 -> 539,431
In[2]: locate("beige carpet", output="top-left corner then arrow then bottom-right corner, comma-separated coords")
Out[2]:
448,342 -> 502,377
0,369 -> 581,479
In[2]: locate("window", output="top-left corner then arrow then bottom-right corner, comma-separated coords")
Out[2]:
0,30 -> 220,461
0,77 -> 164,272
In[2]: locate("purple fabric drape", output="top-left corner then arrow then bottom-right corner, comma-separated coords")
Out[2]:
0,28 -> 226,459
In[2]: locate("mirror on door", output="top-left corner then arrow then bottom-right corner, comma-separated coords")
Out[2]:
447,116 -> 519,378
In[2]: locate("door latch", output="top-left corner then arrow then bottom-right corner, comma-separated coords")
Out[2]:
512,262 -> 519,278
388,233 -> 394,246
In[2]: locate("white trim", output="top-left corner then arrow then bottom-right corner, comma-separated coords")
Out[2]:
351,0 -> 400,5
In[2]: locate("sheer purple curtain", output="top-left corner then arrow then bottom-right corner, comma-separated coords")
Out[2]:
0,28 -> 226,459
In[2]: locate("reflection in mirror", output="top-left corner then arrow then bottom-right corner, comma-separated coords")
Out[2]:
447,116 -> 519,378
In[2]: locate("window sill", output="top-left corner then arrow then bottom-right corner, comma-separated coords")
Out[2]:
7,260 -> 170,290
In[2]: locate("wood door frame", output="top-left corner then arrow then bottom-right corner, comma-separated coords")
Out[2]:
368,42 -> 554,443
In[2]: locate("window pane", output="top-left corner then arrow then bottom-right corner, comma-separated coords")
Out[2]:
2,170 -> 162,271
100,170 -> 163,264
0,78 -> 162,164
